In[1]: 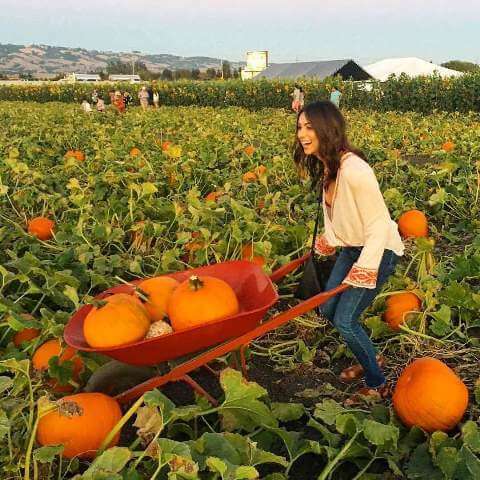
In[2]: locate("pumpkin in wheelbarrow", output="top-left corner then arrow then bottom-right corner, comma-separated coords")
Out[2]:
83,293 -> 150,348
168,275 -> 239,331
135,276 -> 179,322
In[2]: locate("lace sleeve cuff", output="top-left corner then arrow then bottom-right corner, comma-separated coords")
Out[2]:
314,235 -> 336,256
343,263 -> 378,289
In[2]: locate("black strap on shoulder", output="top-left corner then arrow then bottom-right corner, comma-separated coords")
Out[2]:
310,193 -> 323,252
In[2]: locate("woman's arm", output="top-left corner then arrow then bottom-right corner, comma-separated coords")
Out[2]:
343,169 -> 392,289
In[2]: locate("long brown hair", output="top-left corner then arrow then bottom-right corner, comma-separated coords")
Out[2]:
293,101 -> 366,193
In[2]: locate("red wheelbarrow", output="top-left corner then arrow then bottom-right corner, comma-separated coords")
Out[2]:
64,253 -> 347,406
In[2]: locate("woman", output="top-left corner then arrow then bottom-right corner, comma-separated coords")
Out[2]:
153,90 -> 160,108
138,86 -> 150,111
113,91 -> 125,113
291,85 -> 305,114
294,101 -> 404,403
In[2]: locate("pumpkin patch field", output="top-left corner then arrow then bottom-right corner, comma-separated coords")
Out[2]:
1,101 -> 480,479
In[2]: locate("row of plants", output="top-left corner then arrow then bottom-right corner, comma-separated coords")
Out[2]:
1,73 -> 480,112
0,102 -> 479,478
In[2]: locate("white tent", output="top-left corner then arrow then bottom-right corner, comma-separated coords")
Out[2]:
364,57 -> 463,81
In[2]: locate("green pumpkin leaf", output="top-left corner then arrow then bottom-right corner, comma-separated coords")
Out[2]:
460,445 -> 480,478
462,421 -> 480,454
313,399 -> 346,426
362,419 -> 399,448
406,443 -> 443,479
219,368 -> 277,432
263,426 -> 322,464
82,447 -> 132,479
0,410 -> 10,441
271,402 -> 305,422
33,445 -> 64,463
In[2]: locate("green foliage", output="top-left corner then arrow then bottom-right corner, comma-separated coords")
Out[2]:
0,102 -> 479,479
2,72 -> 480,112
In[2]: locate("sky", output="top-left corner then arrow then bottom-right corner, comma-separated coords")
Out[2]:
1,0 -> 479,65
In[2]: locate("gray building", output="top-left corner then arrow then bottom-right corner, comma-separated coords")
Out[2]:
254,59 -> 372,81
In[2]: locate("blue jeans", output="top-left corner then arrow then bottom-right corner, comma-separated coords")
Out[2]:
320,248 -> 399,387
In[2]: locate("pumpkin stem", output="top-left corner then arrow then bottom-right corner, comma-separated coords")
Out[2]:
188,275 -> 204,291
89,299 -> 108,309
58,400 -> 83,418
134,287 -> 150,303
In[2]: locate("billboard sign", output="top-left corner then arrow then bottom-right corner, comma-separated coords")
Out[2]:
246,51 -> 268,71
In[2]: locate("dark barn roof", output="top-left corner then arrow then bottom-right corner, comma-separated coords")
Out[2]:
254,59 -> 372,81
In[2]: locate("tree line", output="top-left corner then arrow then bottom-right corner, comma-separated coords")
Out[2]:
98,59 -> 241,81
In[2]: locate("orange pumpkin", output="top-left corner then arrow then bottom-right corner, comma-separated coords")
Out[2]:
398,210 -> 428,238
255,165 -> 267,176
244,145 -> 255,156
162,141 -> 171,151
14,327 -> 40,346
442,141 -> 455,152
130,147 -> 141,157
136,276 -> 179,322
32,339 -> 84,393
83,293 -> 150,348
168,275 -> 239,331
27,217 -> 55,241
37,392 -> 122,459
12,313 -> 40,346
384,292 -> 421,330
205,191 -> 223,202
73,150 -> 85,162
241,244 -> 266,268
393,357 -> 468,432
242,171 -> 257,183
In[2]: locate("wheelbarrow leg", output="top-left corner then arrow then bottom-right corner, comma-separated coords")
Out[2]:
181,375 -> 219,407
240,345 -> 249,379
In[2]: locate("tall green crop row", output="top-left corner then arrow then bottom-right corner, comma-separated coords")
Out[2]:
1,73 -> 480,112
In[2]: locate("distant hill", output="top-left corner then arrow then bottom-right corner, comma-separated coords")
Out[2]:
0,43 -> 245,76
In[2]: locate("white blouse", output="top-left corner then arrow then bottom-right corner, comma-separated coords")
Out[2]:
314,152 -> 404,289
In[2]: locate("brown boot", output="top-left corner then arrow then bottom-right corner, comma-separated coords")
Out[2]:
339,355 -> 385,383
344,383 -> 391,407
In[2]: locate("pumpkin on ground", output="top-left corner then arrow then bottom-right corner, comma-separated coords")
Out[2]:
168,275 -> 239,331
12,313 -> 40,346
13,327 -> 40,346
398,210 -> 428,238
27,217 -> 55,241
393,357 -> 468,432
65,150 -> 84,161
136,276 -> 179,322
73,150 -> 85,161
244,145 -> 255,156
32,339 -> 84,392
242,171 -> 257,183
241,244 -> 266,268
383,292 -> 421,330
442,141 -> 455,152
83,293 -> 150,348
130,147 -> 141,157
37,392 -> 122,459
255,165 -> 267,176
205,190 -> 224,202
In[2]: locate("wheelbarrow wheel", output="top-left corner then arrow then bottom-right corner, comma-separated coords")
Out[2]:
84,360 -> 168,396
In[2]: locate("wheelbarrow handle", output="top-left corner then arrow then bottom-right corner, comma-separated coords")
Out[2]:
269,252 -> 311,283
